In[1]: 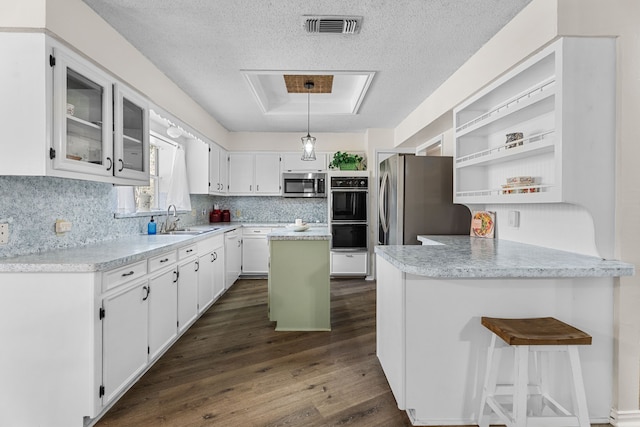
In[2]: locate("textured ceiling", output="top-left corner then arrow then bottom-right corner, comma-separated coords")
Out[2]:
82,0 -> 533,134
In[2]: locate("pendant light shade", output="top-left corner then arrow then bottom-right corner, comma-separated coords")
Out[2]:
301,81 -> 317,161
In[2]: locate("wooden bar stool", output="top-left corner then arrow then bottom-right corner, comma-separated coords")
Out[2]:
478,317 -> 592,427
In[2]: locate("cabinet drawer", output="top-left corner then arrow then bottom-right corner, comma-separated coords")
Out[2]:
199,234 -> 224,254
103,260 -> 147,292
243,227 -> 272,236
331,252 -> 368,275
148,250 -> 177,273
178,244 -> 198,260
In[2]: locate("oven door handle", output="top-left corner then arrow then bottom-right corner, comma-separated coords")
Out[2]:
379,171 -> 390,234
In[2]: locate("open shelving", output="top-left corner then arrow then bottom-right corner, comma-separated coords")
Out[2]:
453,37 -> 616,206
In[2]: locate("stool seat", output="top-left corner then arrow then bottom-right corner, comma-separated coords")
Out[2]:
478,316 -> 592,427
481,316 -> 592,346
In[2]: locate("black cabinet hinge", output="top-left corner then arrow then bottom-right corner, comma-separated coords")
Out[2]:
49,55 -> 56,67
49,148 -> 56,159
99,385 -> 104,398
177,320 -> 179,328
99,307 -> 105,320
147,346 -> 150,355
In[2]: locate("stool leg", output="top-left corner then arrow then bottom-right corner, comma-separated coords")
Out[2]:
513,345 -> 529,427
478,335 -> 501,427
568,346 -> 590,427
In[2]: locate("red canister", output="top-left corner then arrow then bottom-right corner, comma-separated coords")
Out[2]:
221,209 -> 230,222
209,209 -> 221,223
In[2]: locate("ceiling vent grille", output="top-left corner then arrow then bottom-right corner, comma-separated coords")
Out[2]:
304,16 -> 362,34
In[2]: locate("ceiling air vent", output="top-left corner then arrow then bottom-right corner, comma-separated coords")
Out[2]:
304,16 -> 362,34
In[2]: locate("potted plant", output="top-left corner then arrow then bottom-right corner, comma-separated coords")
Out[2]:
328,151 -> 364,170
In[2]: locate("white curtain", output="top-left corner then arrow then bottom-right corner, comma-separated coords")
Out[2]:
165,146 -> 191,211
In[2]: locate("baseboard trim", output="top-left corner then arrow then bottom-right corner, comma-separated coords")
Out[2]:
610,409 -> 640,427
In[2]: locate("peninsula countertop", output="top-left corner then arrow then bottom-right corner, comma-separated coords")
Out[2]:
374,235 -> 634,278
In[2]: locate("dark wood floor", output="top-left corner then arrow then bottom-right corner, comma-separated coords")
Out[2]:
95,278 -> 414,427
95,278 -> 613,427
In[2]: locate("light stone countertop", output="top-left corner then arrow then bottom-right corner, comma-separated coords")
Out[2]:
267,226 -> 331,241
0,222 -> 331,273
375,235 -> 634,278
0,224 -> 244,273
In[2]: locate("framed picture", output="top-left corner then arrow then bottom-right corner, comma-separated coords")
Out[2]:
470,211 -> 495,238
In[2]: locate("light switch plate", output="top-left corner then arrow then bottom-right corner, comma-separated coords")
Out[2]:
0,223 -> 7,244
508,211 -> 520,228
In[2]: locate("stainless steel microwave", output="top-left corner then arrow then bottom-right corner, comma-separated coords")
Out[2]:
282,172 -> 326,198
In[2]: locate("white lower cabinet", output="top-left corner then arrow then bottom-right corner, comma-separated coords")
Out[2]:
330,251 -> 368,276
177,257 -> 199,333
225,229 -> 242,288
242,227 -> 271,274
197,235 -> 225,313
102,278 -> 149,405
147,267 -> 178,360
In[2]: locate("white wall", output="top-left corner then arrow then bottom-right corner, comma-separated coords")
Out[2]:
393,0 -> 559,148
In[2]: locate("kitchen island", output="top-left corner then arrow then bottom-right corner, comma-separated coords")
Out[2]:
267,227 -> 331,331
375,236 -> 634,426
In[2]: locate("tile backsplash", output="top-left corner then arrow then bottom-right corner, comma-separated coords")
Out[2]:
0,176 -> 327,258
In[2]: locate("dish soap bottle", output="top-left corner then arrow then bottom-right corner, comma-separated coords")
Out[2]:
148,216 -> 157,235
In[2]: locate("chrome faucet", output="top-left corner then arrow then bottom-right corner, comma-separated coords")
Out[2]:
164,204 -> 179,232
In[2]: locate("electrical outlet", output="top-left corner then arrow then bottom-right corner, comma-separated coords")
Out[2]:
0,223 -> 8,244
55,219 -> 72,234
236,209 -> 241,217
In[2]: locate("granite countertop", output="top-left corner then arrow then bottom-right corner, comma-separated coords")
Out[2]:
0,223 -> 244,273
375,235 -> 635,278
267,226 -> 331,241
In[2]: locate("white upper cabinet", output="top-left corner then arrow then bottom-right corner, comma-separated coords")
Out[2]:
0,33 -> 149,185
282,152 -> 327,172
185,139 -> 227,195
228,152 -> 281,195
228,153 -> 254,194
254,153 -> 281,194
51,46 -> 114,178
113,83 -> 150,182
209,144 -> 227,195
453,37 -> 615,205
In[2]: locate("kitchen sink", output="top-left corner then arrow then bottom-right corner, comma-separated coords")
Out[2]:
157,226 -> 222,235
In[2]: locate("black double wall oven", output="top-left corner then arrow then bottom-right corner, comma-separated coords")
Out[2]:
330,176 -> 368,251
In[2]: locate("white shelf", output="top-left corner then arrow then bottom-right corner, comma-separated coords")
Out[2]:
456,78 -> 555,136
456,131 -> 555,168
453,37 -> 615,209
67,114 -> 101,129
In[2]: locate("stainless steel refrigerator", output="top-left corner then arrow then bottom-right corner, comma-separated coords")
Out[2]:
378,154 -> 471,245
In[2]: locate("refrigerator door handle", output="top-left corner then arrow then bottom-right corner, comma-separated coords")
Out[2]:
379,170 -> 390,234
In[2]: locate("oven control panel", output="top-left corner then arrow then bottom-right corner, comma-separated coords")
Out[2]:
330,177 -> 368,189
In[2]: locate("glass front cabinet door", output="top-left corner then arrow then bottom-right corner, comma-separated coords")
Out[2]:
51,45 -> 149,184
52,47 -> 113,178
114,84 -> 149,182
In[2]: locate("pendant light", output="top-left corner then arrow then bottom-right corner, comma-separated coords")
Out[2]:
301,81 -> 317,161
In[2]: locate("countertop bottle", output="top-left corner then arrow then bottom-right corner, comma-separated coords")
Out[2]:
148,216 -> 157,235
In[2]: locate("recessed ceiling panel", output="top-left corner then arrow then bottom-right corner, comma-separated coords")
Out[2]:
243,70 -> 375,115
